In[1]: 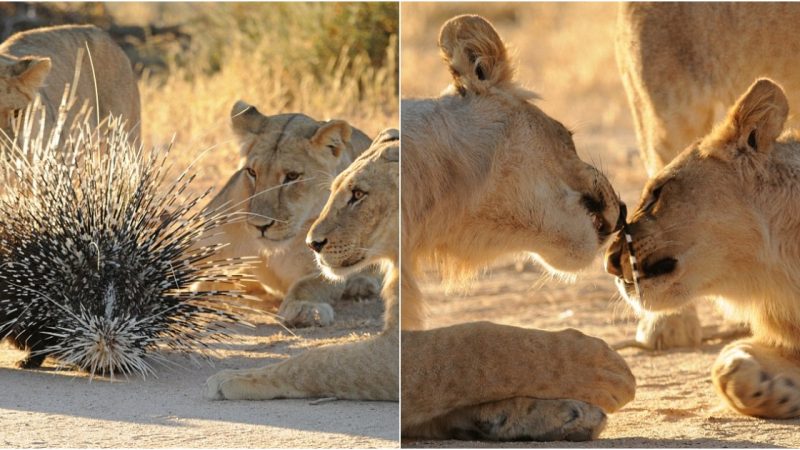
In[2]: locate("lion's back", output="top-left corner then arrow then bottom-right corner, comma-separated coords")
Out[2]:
617,3 -> 800,170
1,24 -> 141,136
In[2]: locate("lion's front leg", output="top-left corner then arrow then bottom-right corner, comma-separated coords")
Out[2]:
405,397 -> 606,442
635,304 -> 703,350
278,273 -> 345,327
205,330 -> 398,401
341,268 -> 382,301
712,339 -> 800,419
401,322 -> 635,433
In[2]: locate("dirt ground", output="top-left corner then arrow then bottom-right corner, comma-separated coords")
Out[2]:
404,259 -> 800,448
0,296 -> 398,448
401,2 -> 800,448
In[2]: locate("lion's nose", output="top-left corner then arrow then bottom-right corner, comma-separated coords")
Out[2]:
307,238 -> 328,253
604,234 -> 625,278
253,220 -> 275,236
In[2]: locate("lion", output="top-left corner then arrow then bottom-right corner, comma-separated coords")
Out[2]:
605,78 -> 800,419
204,128 -> 399,402
613,3 -> 800,349
201,101 -> 381,327
400,15 -> 635,441
0,24 -> 140,140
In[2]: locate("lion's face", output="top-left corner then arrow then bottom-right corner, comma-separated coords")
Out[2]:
0,56 -> 50,136
307,130 -> 399,279
478,99 -> 623,273
422,14 -> 624,274
228,102 -> 353,244
605,78 -> 791,312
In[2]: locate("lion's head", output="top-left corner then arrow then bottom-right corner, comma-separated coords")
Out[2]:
605,78 -> 800,315
307,129 -> 399,279
404,15 -> 624,278
223,101 -> 366,244
0,56 -> 51,136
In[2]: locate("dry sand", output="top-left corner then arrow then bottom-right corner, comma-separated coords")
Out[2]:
0,296 -> 398,448
404,259 -> 800,448
401,2 -> 800,447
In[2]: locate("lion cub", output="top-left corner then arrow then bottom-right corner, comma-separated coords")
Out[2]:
0,24 -> 140,140
606,78 -> 800,419
205,129 -> 399,402
203,102 -> 381,327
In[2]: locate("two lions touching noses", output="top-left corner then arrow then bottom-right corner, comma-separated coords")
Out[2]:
401,9 -> 800,442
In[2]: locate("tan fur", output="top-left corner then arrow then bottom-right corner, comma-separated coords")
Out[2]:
606,79 -> 800,419
199,102 -> 380,327
401,15 -> 634,441
617,3 -> 800,175
613,3 -> 800,349
204,129 -> 399,402
0,24 -> 140,140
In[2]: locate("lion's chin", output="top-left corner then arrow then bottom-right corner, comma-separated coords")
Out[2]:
527,236 -> 598,275
614,277 -> 692,314
317,254 -> 370,281
256,233 -> 297,251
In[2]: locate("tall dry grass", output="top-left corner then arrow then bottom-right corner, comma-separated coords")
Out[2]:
123,3 -> 399,193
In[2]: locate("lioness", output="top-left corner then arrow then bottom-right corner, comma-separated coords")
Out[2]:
0,24 -> 140,140
205,129 -> 399,401
203,102 -> 381,327
401,15 -> 634,441
614,3 -> 800,349
606,79 -> 800,419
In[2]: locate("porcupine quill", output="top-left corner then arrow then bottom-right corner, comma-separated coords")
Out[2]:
0,89 -> 255,378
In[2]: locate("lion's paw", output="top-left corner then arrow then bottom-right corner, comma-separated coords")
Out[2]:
204,369 -> 238,400
457,398 -> 606,442
713,347 -> 800,418
342,274 -> 381,300
278,300 -> 335,328
636,308 -> 702,350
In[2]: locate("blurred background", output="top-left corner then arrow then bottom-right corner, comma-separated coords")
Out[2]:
1,2 -> 399,190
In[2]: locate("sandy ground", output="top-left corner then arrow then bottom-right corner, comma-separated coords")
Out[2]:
401,3 -> 800,447
0,296 -> 398,448
404,258 -> 800,448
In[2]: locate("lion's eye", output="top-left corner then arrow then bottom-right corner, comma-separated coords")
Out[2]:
348,188 -> 366,205
284,172 -> 301,183
245,167 -> 257,178
645,185 -> 663,211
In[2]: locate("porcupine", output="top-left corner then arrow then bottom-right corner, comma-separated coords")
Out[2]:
0,97 -> 251,377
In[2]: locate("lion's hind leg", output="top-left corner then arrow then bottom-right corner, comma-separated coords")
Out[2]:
405,397 -> 606,442
713,339 -> 800,419
205,330 -> 398,401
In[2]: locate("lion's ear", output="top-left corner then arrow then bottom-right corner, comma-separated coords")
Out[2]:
373,128 -> 399,146
10,57 -> 51,94
438,15 -> 513,95
725,78 -> 789,155
311,120 -> 352,158
230,100 -> 266,156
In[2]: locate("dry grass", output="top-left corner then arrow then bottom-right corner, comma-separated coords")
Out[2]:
126,3 -> 399,195
401,2 -> 645,198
